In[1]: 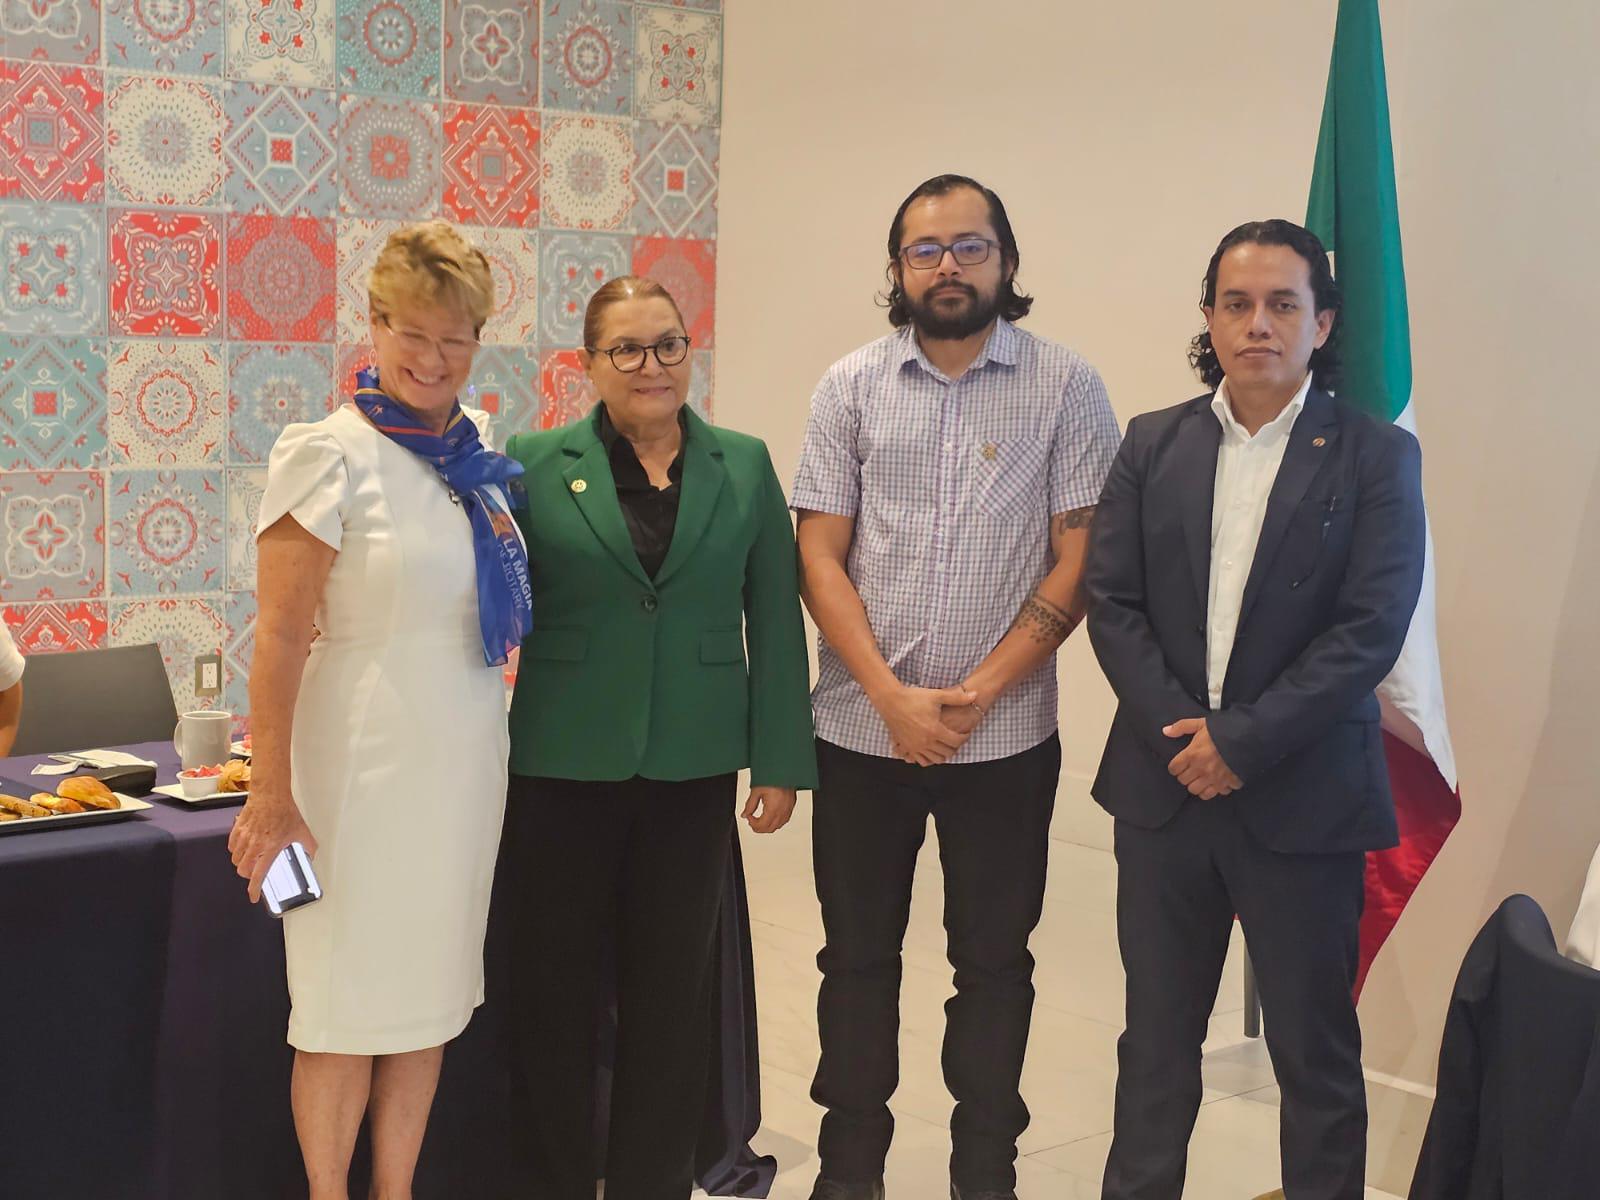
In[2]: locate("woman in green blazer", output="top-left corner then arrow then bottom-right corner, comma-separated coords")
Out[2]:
501,276 -> 817,1199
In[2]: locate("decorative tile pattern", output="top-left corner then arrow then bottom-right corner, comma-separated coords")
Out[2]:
632,233 -> 713,345
540,112 -> 631,231
537,228 -> 629,346
686,344 -> 710,419
1,0 -> 102,64
0,63 -> 105,204
108,596 -> 226,713
334,215 -> 400,343
542,0 -> 631,115
107,467 -> 226,594
226,342 -> 336,461
7,0 -> 721,717
470,224 -> 538,344
1,600 -> 109,654
464,343 -> 538,447
0,201 -> 106,335
0,470 -> 105,602
108,208 -> 222,336
0,337 -> 108,470
224,0 -> 336,86
224,84 -> 338,217
105,75 -> 227,207
338,95 -> 441,217
443,0 -> 536,107
634,3 -> 719,127
106,338 -> 225,464
335,0 -> 442,98
104,0 -> 225,75
538,346 -> 595,429
226,466 -> 266,589
632,119 -> 715,239
442,104 -> 539,227
225,214 -> 337,341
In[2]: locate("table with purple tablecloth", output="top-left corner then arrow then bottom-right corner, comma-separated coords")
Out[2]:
0,742 -> 775,1199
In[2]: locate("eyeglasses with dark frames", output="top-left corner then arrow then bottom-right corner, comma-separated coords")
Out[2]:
898,237 -> 1001,271
586,335 -> 693,373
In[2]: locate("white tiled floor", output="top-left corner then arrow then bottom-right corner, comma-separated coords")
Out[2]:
715,792 -> 1406,1200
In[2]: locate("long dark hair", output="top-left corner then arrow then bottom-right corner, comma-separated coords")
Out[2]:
1188,219 -> 1342,390
881,174 -> 1034,328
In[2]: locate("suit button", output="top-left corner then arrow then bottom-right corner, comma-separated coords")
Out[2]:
641,594 -> 658,613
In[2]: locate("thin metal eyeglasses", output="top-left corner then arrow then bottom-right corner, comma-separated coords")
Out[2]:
377,314 -> 479,362
899,237 -> 1001,271
585,335 -> 693,373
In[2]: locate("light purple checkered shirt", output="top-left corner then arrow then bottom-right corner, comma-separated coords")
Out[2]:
792,319 -> 1121,763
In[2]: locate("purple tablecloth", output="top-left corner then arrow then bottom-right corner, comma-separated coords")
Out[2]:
0,742 -> 775,1199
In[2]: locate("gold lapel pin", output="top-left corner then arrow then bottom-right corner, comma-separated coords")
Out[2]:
570,479 -> 588,494
1312,436 -> 1327,448
981,443 -> 998,461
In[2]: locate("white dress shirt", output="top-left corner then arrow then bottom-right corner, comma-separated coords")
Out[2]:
0,619 -> 24,691
1205,373 -> 1313,709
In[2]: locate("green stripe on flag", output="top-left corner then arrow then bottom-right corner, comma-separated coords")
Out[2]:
1306,0 -> 1412,423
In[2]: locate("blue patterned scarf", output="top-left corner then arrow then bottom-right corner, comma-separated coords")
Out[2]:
352,366 -> 532,666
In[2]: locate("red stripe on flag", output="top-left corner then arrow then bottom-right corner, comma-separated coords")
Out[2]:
1355,730 -> 1462,998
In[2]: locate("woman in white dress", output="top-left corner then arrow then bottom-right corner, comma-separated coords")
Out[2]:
229,221 -> 532,1200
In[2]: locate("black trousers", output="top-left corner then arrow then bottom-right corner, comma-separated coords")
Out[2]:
1102,797 -> 1368,1200
501,772 -> 734,1200
811,735 -> 1060,1190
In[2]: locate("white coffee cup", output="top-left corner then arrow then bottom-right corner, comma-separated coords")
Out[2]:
174,710 -> 233,771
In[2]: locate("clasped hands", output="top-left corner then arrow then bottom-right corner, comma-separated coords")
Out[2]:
879,682 -> 984,767
1163,717 -> 1242,800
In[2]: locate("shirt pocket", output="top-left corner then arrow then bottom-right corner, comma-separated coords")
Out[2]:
970,437 -> 1050,522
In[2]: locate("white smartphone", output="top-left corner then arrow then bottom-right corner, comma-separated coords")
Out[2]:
263,841 -> 322,917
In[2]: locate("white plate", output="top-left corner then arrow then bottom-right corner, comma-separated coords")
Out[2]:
153,782 -> 248,807
230,741 -> 251,758
0,793 -> 152,835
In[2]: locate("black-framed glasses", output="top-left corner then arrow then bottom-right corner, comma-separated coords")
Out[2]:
586,335 -> 692,373
899,237 -> 1000,271
377,314 -> 479,362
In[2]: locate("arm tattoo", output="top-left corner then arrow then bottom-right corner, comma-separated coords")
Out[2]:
1011,590 -> 1082,647
1052,505 -> 1097,536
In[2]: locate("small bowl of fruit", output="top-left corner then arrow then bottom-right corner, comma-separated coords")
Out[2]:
179,764 -> 224,798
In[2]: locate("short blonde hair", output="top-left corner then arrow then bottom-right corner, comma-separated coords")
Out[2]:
368,220 -> 495,332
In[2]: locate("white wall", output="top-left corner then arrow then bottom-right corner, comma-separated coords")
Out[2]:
715,0 -> 1600,1170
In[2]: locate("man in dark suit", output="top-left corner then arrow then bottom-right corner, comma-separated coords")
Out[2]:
1084,219 -> 1427,1200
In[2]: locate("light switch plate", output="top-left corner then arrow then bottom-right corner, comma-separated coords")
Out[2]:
194,651 -> 222,698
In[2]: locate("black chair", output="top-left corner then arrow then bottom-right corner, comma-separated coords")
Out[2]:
1410,893 -> 1600,1199
9,643 -> 180,756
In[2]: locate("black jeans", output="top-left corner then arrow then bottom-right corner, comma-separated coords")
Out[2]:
501,772 -> 734,1200
1103,798 -> 1368,1200
810,735 -> 1060,1190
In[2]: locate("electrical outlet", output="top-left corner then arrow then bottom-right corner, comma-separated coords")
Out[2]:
194,652 -> 222,698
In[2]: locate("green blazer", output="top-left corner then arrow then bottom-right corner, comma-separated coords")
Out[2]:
504,406 -> 818,788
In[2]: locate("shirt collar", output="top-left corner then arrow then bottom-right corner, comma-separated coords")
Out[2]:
1211,371 -> 1313,442
598,402 -> 686,483
897,318 -> 1019,378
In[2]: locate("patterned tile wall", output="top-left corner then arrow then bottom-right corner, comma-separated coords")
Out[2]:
1,0 -> 722,716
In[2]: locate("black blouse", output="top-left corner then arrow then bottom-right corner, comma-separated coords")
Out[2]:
598,403 -> 686,579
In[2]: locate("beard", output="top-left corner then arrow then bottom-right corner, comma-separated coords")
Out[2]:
905,281 -> 1002,340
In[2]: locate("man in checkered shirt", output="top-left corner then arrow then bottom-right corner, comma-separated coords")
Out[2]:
792,174 -> 1120,1200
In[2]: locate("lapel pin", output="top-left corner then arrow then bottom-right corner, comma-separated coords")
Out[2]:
1312,436 -> 1327,448
981,442 -> 998,461
570,479 -> 588,494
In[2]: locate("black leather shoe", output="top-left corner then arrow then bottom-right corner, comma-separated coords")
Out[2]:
809,1178 -> 885,1200
949,1184 -> 1018,1200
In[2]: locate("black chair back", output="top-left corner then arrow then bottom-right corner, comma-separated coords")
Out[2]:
9,644 -> 180,755
1411,893 -> 1600,1199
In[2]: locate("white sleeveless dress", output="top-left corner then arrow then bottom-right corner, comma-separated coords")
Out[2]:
255,404 -> 509,1055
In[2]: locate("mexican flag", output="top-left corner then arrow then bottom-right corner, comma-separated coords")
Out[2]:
1307,0 -> 1462,997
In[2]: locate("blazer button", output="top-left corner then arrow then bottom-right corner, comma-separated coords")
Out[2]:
641,594 -> 658,613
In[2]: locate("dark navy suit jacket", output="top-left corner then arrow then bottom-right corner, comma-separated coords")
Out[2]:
1084,387 -> 1426,854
